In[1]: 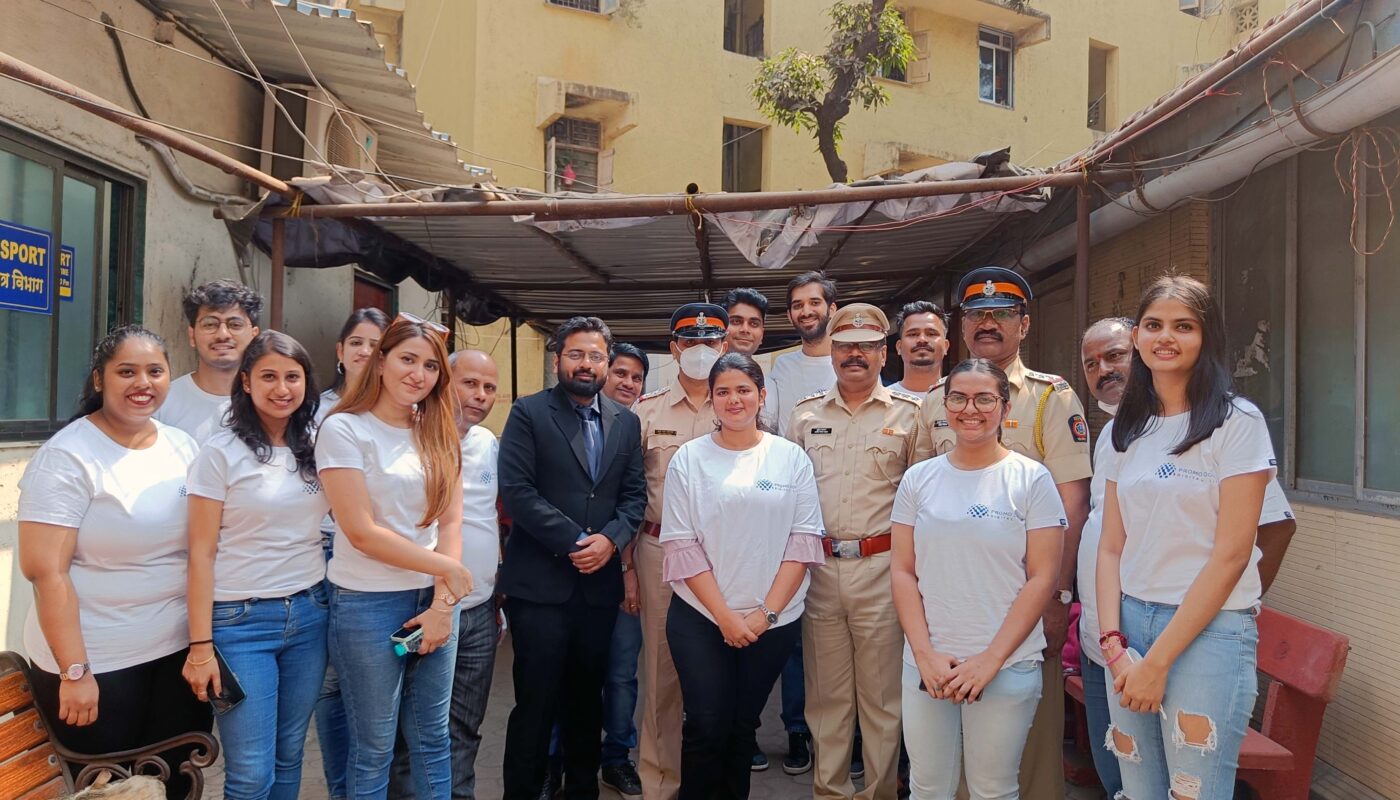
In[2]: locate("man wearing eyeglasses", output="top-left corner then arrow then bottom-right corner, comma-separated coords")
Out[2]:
789,303 -> 920,800
912,266 -> 1091,800
155,279 -> 262,443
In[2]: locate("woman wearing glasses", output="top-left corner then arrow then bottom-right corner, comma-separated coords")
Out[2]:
315,313 -> 473,798
890,359 -> 1066,800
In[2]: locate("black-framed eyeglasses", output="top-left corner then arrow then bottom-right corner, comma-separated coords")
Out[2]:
944,392 -> 1003,412
196,315 -> 251,334
833,341 -> 883,354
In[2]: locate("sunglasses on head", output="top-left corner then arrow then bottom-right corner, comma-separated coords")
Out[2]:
396,312 -> 451,341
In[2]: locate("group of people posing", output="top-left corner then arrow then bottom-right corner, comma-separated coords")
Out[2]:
15,264 -> 1291,800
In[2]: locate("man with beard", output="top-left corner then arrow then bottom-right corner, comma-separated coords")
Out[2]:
887,301 -> 948,396
790,304 -> 921,800
632,304 -> 729,800
156,279 -> 262,443
770,272 -> 839,437
1074,316 -> 1297,798
912,267 -> 1091,800
498,316 -> 647,800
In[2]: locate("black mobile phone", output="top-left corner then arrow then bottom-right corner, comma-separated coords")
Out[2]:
391,624 -> 424,656
210,646 -> 246,715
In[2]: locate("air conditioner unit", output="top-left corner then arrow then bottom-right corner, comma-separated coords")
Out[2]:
260,84 -> 379,181
1179,0 -> 1203,12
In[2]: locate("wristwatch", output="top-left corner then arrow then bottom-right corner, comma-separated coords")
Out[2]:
620,562 -> 630,574
759,602 -> 779,625
59,662 -> 91,681
1057,589 -> 1074,605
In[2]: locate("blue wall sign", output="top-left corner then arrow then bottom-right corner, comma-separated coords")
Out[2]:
0,219 -> 55,315
59,245 -> 75,302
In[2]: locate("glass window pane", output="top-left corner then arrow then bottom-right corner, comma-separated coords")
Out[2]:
1220,162 -> 1287,459
979,47 -> 994,101
0,148 -> 55,422
58,176 -> 100,421
1365,150 -> 1400,492
1296,149 -> 1356,486
995,49 -> 1011,104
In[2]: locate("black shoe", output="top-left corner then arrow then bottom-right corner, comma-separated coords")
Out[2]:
850,731 -> 864,781
782,732 -> 812,775
600,761 -> 643,799
539,756 -> 562,800
751,747 -> 770,772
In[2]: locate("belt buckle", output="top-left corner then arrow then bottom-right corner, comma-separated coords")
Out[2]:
832,539 -> 862,559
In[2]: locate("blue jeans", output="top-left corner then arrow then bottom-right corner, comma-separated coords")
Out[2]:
315,532 -> 351,800
1080,651 -> 1123,797
602,607 -> 642,766
901,660 -> 1042,800
212,585 -> 330,800
781,636 -> 809,735
330,584 -> 460,800
1107,595 -> 1259,800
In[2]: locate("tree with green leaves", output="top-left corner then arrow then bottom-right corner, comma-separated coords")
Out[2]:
751,0 -> 914,183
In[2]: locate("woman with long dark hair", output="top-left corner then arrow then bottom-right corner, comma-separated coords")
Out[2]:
660,353 -> 825,800
889,358 -> 1065,800
1096,275 -> 1275,799
17,326 -> 212,799
313,307 -> 390,800
182,331 -> 329,800
315,313 -> 471,798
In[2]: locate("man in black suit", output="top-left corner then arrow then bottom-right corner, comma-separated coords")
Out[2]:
498,316 -> 647,800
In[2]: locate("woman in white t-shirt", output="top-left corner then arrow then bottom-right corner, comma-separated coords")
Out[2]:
315,313 -> 471,798
1095,276 -> 1274,800
660,353 -> 825,800
17,326 -> 212,799
182,331 -> 330,800
889,358 -> 1066,800
311,307 -> 389,800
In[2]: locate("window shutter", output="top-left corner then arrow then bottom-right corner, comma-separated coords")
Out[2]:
597,148 -> 615,192
908,31 -> 931,84
545,136 -> 558,193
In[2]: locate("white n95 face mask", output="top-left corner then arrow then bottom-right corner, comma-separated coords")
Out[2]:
679,344 -> 721,380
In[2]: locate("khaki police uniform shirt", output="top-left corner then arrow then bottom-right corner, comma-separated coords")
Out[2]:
912,357 -> 1093,484
635,380 -> 716,525
789,383 -> 922,540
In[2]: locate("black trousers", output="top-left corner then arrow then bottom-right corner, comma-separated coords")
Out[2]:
502,591 -> 617,800
30,649 -> 213,800
666,596 -> 801,800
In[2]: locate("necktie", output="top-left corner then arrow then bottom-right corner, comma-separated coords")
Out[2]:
576,405 -> 602,480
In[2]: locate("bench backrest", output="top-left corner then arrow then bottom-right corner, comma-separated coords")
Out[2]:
0,651 -> 67,800
1255,606 -> 1349,702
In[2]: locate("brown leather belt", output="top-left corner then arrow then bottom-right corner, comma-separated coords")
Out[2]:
823,533 -> 892,559
641,521 -> 662,538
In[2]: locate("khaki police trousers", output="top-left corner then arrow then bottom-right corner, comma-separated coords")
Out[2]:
636,532 -> 682,800
803,552 -> 904,800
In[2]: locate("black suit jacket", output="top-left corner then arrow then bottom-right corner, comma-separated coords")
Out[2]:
498,384 -> 646,606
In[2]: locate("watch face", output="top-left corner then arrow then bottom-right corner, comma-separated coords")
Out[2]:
65,663 -> 86,680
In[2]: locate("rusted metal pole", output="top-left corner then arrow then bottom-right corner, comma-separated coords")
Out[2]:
270,218 -> 286,330
1074,184 -> 1091,399
246,171 -> 1133,221
0,49 -> 291,196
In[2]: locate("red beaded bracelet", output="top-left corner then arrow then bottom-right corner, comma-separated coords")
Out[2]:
1099,630 -> 1128,650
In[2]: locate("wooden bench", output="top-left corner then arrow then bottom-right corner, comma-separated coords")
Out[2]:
1064,606 -> 1349,800
0,651 -> 220,800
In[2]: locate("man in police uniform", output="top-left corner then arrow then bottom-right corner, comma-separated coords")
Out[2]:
790,304 -> 921,800
633,303 -> 729,800
913,267 -> 1090,800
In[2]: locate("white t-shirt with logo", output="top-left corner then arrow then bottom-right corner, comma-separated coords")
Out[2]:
459,425 -> 500,610
1078,417 -> 1295,664
660,433 -> 824,627
186,429 -> 330,601
892,451 -> 1067,669
154,373 -> 230,444
770,352 -> 836,436
1103,398 -> 1277,610
18,419 -> 198,674
315,411 -> 439,591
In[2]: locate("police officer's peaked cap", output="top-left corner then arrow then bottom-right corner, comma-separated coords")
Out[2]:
828,303 -> 889,343
670,303 -> 729,340
956,266 -> 1033,310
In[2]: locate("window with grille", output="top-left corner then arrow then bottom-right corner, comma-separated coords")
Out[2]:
723,0 -> 765,57
978,28 -> 1014,107
547,117 -> 602,193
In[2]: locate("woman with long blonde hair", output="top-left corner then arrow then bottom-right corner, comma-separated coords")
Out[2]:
315,313 -> 471,799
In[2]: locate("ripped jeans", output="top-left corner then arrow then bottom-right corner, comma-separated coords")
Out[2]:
1105,595 -> 1258,800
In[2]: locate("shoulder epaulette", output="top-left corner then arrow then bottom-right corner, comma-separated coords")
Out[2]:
638,387 -> 670,402
934,376 -> 948,388
889,389 -> 922,405
795,390 -> 828,406
1025,369 -> 1071,391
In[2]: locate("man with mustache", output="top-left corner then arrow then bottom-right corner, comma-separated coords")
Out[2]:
1074,316 -> 1297,797
789,304 -> 921,800
912,267 -> 1091,800
498,316 -> 647,800
887,301 -> 949,396
633,304 -> 729,800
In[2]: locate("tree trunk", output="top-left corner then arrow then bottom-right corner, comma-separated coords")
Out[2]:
816,115 -> 848,184
813,0 -> 888,183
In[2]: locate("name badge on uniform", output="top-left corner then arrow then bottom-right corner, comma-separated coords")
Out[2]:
1069,415 -> 1089,443
654,429 -> 677,436
1003,419 -> 1020,429
882,427 -> 901,436
933,420 -> 949,428
811,427 -> 833,435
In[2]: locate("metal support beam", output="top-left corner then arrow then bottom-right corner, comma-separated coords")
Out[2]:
270,218 -> 286,330
1074,184 -> 1091,399
691,214 -> 714,301
0,49 -> 290,196
509,318 -> 519,402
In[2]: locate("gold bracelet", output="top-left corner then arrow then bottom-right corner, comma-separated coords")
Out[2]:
186,653 -> 216,667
